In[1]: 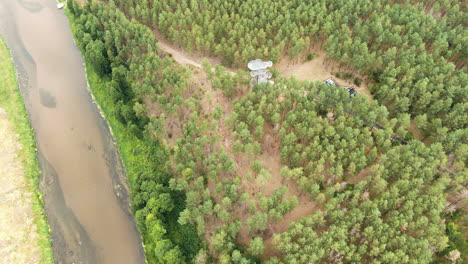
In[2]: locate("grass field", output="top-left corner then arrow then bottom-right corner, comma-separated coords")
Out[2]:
0,38 -> 54,264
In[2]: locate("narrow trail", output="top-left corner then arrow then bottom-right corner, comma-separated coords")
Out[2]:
154,32 -> 202,68
154,30 -> 236,74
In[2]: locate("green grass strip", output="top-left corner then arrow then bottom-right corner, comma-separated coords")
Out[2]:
0,37 -> 54,264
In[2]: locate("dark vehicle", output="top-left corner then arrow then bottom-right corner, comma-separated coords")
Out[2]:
346,86 -> 357,97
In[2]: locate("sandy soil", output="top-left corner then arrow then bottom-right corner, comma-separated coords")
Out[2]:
0,108 -> 41,263
238,149 -> 318,259
347,166 -> 374,185
277,50 -> 373,99
153,30 -> 236,74
154,30 -> 204,68
408,120 -> 425,141
76,0 -> 87,7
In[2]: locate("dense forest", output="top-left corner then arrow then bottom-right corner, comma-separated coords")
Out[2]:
112,0 -> 467,161
67,0 -> 466,263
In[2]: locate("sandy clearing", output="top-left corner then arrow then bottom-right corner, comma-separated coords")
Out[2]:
277,50 -> 373,99
0,108 -> 42,264
347,166 -> 374,185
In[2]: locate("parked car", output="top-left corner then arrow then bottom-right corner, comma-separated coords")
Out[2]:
346,86 -> 357,97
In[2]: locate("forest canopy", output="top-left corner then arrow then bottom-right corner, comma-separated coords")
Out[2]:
67,0 -> 467,263
112,0 -> 467,159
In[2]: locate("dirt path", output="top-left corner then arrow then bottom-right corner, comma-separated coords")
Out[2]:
0,108 -> 43,263
154,31 -> 203,68
154,30 -> 237,74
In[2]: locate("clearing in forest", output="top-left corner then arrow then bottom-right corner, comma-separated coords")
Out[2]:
153,32 -> 372,100
277,49 -> 373,99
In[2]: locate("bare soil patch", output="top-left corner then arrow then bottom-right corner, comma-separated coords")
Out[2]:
0,108 -> 41,263
226,125 -> 318,258
408,120 -> 425,141
347,165 -> 374,185
76,0 -> 87,7
277,49 -> 373,99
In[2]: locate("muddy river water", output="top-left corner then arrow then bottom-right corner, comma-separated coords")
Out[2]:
0,0 -> 146,263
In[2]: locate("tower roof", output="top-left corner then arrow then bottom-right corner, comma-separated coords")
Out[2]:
248,59 -> 273,71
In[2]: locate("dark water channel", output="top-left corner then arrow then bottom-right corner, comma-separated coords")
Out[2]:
0,0 -> 146,263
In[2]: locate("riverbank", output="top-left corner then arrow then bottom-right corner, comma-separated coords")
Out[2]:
64,3 -> 202,262
0,38 -> 53,263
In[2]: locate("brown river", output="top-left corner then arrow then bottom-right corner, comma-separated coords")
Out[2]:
0,0 -> 146,263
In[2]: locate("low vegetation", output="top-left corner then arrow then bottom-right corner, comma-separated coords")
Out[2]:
0,38 -> 54,264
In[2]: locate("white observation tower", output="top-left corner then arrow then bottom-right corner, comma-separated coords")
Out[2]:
248,59 -> 273,86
